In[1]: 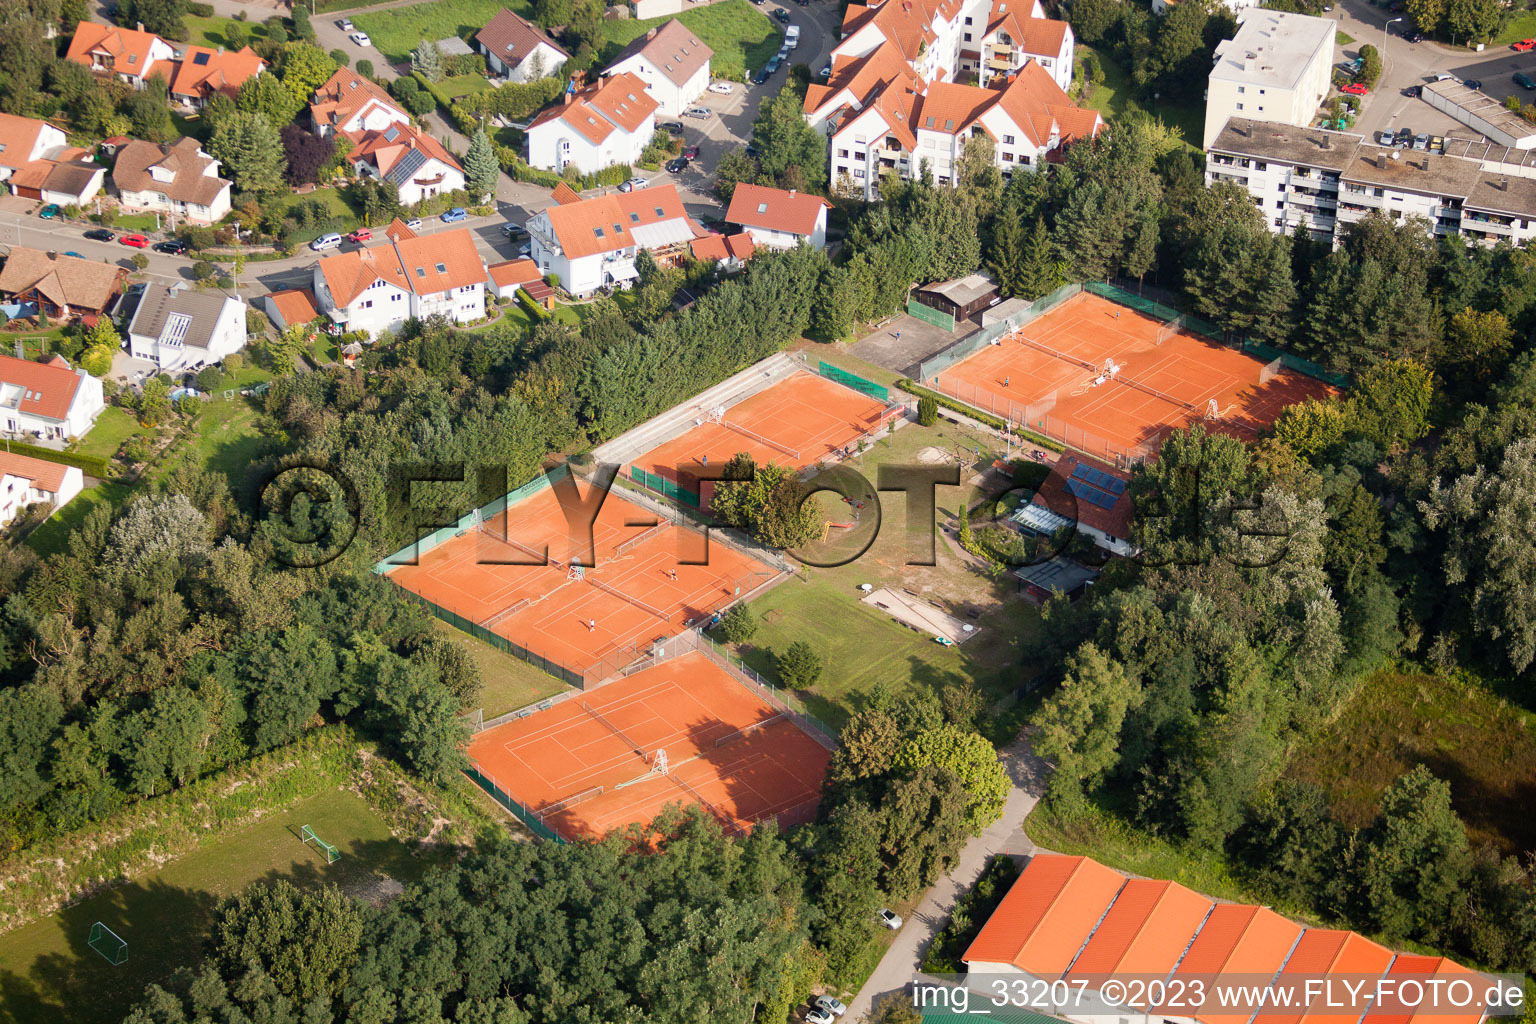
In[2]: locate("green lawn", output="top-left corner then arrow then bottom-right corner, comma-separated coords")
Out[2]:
1076,43 -> 1202,150
713,410 -> 1042,726
432,619 -> 569,718
436,73 -> 495,99
112,213 -> 161,233
355,0 -> 777,77
1337,30 -> 1355,45
72,406 -> 152,464
0,787 -> 425,1024
182,13 -> 271,51
264,187 -> 368,237
1495,11 -> 1536,45
24,480 -> 133,558
152,396 -> 266,491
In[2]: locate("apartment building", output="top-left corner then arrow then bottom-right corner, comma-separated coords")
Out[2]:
1206,117 -> 1536,247
805,0 -> 1090,197
525,183 -> 697,297
313,223 -> 486,336
1203,8 -> 1336,149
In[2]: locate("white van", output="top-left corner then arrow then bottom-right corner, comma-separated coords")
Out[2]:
310,233 -> 343,251
785,24 -> 800,48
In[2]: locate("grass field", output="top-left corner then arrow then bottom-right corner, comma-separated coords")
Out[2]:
0,788 -> 425,1024
1495,12 -> 1536,46
1286,669 -> 1536,855
1075,44 -> 1202,150
71,407 -> 152,464
715,409 -> 1041,725
435,73 -> 495,99
355,0 -> 777,77
431,619 -> 569,717
155,397 -> 266,490
182,13 -> 274,51
24,480 -> 132,558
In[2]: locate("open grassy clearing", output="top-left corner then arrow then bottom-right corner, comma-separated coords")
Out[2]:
1073,43 -> 1202,150
1286,669 -> 1536,855
0,788 -> 424,1024
71,406 -> 153,463
430,618 -> 569,718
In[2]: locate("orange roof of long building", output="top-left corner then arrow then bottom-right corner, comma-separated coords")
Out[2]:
1067,877 -> 1213,976
964,855 -> 1125,976
1253,930 -> 1396,1024
1364,956 -> 1487,1024
169,45 -> 266,101
1172,904 -> 1304,1024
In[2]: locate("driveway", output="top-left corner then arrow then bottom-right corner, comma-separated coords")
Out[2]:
843,735 -> 1048,1023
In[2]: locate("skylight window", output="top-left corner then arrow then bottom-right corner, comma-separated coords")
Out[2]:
654,207 -> 664,216
595,227 -> 605,237
757,203 -> 768,214
415,267 -> 426,277
435,262 -> 446,273
194,52 -> 210,65
629,212 -> 639,222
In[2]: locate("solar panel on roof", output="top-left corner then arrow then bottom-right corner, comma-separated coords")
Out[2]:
384,126 -> 399,141
193,52 -> 211,65
1071,463 -> 1126,496
1065,478 -> 1118,510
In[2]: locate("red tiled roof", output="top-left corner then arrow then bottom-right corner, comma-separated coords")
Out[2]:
1067,877 -> 1213,977
691,234 -> 728,261
606,18 -> 713,87
351,120 -> 463,175
529,72 -> 657,145
1364,957 -> 1487,1024
265,288 -> 320,326
543,183 -> 689,260
1031,450 -> 1132,540
725,183 -> 830,237
488,258 -> 541,288
963,854 -> 1126,976
805,41 -> 923,117
551,181 -> 582,205
0,449 -> 70,493
170,45 -> 266,101
65,21 -> 165,78
0,351 -> 87,422
385,216 -> 418,241
724,232 -> 754,259
318,227 -> 483,306
914,80 -> 996,134
475,7 -> 570,65
0,114 -> 61,171
310,68 -> 408,133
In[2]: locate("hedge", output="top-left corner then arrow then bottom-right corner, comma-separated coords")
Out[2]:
896,379 -> 1063,453
4,439 -> 113,478
489,141 -> 634,191
517,288 -> 552,321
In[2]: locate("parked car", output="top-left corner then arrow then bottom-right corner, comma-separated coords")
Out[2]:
819,64 -> 831,78
347,228 -> 372,243
1519,72 -> 1536,89
1394,127 -> 1413,147
1376,130 -> 1395,145
806,1010 -> 835,1024
618,176 -> 649,192
1340,82 -> 1368,95
311,232 -> 343,251
659,120 -> 685,134
708,81 -> 734,94
683,105 -> 712,118
752,68 -> 770,84
119,233 -> 149,248
1409,31 -> 1424,43
403,217 -> 422,230
1430,135 -> 1445,151
501,222 -> 525,237
812,996 -> 847,1017
1465,79 -> 1482,90
440,207 -> 468,222
517,243 -> 532,259
877,908 -> 902,930
1413,133 -> 1430,150
750,0 -> 764,5
774,8 -> 790,22
38,203 -> 59,219
1403,84 -> 1422,97
349,31 -> 371,46
765,55 -> 783,74
682,145 -> 700,159
152,239 -> 188,254
666,156 -> 689,173
83,228 -> 114,242
337,17 -> 354,30
1515,39 -> 1536,51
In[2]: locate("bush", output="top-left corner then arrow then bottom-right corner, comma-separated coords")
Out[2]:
195,365 -> 225,391
186,1 -> 213,14
330,48 -> 350,68
356,59 -> 374,79
186,225 -> 217,251
392,76 -> 420,99
192,260 -> 217,282
406,91 -> 436,116
777,641 -> 822,688
1357,44 -> 1381,88
224,352 -> 245,373
917,394 -> 938,426
717,603 -> 757,643
130,253 -> 149,271
80,346 -> 113,377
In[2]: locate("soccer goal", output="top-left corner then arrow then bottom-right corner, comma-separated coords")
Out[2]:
88,922 -> 127,965
300,824 -> 341,864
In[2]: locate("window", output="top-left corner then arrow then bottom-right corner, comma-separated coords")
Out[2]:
1236,103 -> 1244,111
654,207 -> 664,216
1237,86 -> 1245,94
435,262 -> 447,273
362,300 -> 373,309
963,32 -> 971,41
595,227 -> 605,237
414,267 -> 425,277
630,212 -> 639,222
1003,134 -> 1015,144
837,148 -> 848,158
757,202 -> 768,214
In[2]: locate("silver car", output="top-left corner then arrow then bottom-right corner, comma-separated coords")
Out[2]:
877,908 -> 902,930
813,995 -> 847,1016
806,1010 -> 835,1024
683,106 -> 712,119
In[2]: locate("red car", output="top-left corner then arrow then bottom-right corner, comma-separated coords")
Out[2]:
1514,38 -> 1536,51
1341,82 -> 1369,95
119,233 -> 149,248
347,228 -> 372,243
682,145 -> 700,159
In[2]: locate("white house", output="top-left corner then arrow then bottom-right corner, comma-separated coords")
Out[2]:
526,72 -> 658,173
959,4 -> 1074,92
725,183 -> 831,250
526,183 -> 697,296
0,114 -> 69,184
64,20 -> 177,89
313,224 -> 486,335
474,7 -> 569,82
7,159 -> 105,207
828,63 -> 1101,199
127,284 -> 248,371
0,353 -> 106,441
604,19 -> 714,118
309,69 -> 412,139
1203,8 -> 1336,149
111,137 -> 233,226
350,123 -> 465,206
0,451 -> 84,528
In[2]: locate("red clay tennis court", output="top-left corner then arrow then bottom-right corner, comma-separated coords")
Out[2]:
385,483 -> 776,678
467,651 -> 831,839
934,291 -> 1333,461
637,370 -> 894,483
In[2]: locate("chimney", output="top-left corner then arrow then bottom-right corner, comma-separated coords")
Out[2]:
136,20 -> 143,30
789,189 -> 796,197
218,45 -> 224,54
1321,133 -> 1330,149
563,90 -> 573,105
647,27 -> 658,40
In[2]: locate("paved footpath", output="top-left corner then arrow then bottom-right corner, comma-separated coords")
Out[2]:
845,735 -> 1048,1022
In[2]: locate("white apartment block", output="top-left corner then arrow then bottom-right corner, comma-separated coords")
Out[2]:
1206,117 -> 1536,248
526,183 -> 696,297
1204,8 -> 1337,150
313,225 -> 486,337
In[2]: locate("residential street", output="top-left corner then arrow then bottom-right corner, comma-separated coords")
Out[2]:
842,735 -> 1048,1023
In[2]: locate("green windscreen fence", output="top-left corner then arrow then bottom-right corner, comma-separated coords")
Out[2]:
464,764 -> 567,843
907,297 -> 956,332
1240,339 -> 1351,388
818,361 -> 889,402
631,466 -> 700,507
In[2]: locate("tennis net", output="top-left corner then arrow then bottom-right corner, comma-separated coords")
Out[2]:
581,701 -> 648,758
713,712 -> 787,749
480,596 -> 532,629
587,576 -> 673,622
1018,334 -> 1100,373
720,418 -> 801,461
1115,373 -> 1198,413
476,523 -> 558,567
